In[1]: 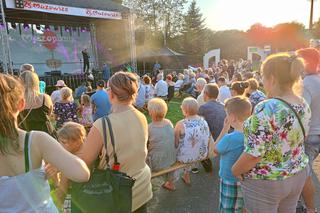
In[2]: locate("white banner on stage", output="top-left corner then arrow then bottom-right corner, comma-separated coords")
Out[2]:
5,0 -> 122,20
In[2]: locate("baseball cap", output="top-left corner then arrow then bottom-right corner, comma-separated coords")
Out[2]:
96,80 -> 105,88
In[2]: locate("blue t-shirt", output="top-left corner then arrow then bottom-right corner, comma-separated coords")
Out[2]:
216,131 -> 244,182
91,89 -> 111,121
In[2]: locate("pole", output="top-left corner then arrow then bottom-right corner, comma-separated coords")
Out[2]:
128,10 -> 137,72
90,23 -> 99,70
0,0 -> 12,74
309,0 -> 314,30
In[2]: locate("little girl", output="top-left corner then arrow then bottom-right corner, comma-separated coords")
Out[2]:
55,122 -> 87,212
147,98 -> 176,191
79,94 -> 93,128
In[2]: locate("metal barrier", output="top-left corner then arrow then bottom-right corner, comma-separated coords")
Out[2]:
39,72 -> 103,92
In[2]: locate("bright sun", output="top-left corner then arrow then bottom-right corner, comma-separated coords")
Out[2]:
199,0 -> 319,31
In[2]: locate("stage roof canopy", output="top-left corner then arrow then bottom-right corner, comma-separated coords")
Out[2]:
138,47 -> 184,58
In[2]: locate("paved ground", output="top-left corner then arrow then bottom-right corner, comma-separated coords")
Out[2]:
148,157 -> 320,213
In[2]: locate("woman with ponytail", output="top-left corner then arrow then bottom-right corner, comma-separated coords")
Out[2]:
232,53 -> 311,213
230,81 -> 249,97
0,74 -> 90,212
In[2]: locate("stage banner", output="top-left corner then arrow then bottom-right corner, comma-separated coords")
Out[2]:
5,0 -> 122,20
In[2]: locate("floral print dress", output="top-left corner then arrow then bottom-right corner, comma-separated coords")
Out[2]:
249,90 -> 266,109
54,102 -> 79,129
177,117 -> 211,163
243,98 -> 311,180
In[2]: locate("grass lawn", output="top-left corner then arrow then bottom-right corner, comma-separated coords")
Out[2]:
144,97 -> 184,125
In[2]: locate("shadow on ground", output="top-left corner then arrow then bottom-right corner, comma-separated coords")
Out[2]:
148,157 -> 320,213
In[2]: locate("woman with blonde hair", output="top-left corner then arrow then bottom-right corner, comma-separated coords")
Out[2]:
175,97 -> 212,185
0,74 -> 90,212
147,98 -> 176,191
77,71 -> 152,213
53,87 -> 78,129
232,53 -> 311,213
19,71 -> 53,134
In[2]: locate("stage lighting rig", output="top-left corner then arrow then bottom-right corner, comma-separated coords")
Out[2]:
15,0 -> 24,8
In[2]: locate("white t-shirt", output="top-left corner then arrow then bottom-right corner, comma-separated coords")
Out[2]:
51,90 -> 61,104
197,91 -> 206,106
155,80 -> 168,97
218,85 -> 231,104
174,80 -> 184,91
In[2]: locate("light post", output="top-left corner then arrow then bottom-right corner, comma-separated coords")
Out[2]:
309,0 -> 314,30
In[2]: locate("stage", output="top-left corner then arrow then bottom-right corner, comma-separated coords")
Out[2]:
0,0 -> 137,84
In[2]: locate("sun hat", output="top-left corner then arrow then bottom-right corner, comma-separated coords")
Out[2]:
55,80 -> 66,87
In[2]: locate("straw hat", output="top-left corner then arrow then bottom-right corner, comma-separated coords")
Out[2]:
55,80 -> 66,87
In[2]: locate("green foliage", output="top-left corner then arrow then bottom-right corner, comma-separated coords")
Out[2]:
180,0 -> 207,56
123,0 -> 187,39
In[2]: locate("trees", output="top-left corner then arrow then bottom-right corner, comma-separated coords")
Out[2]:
123,0 -> 187,40
180,0 -> 207,57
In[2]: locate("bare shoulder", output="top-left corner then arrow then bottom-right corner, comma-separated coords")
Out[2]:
31,131 -> 56,145
164,119 -> 174,128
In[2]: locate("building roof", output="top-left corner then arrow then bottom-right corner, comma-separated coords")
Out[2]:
138,47 -> 184,58
32,0 -> 129,12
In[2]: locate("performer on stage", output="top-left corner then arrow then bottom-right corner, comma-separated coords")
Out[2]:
82,48 -> 90,74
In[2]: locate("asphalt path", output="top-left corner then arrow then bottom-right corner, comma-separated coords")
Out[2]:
148,157 -> 320,213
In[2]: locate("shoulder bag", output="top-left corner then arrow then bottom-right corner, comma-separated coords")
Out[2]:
71,116 -> 135,213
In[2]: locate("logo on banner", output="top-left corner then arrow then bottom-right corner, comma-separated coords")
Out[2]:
42,31 -> 58,50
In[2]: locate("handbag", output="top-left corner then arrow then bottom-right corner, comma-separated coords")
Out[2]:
71,116 -> 135,213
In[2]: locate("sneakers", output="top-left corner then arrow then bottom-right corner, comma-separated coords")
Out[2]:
191,168 -> 199,174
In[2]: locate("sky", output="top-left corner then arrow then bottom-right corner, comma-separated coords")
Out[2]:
192,0 -> 320,31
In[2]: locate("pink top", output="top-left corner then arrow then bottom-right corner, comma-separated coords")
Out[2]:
81,106 -> 93,126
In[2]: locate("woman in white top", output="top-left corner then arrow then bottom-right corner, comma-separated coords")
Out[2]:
0,74 -> 90,212
175,97 -> 212,185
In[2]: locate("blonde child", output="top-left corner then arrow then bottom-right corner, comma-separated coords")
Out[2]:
79,94 -> 93,127
213,97 -> 252,213
147,98 -> 176,191
55,122 -> 87,211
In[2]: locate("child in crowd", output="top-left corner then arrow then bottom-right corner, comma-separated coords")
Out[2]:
147,98 -> 176,191
55,122 -> 87,211
79,94 -> 93,128
213,96 -> 252,213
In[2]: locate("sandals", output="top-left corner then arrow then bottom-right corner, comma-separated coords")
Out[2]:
181,176 -> 191,186
161,183 -> 176,191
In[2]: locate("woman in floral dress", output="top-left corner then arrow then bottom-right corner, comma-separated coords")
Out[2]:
54,87 -> 79,129
245,78 -> 266,109
232,53 -> 311,213
175,97 -> 212,185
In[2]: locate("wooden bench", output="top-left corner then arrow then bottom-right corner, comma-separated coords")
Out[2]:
151,162 -> 193,178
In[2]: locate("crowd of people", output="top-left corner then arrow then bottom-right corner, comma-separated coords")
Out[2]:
0,47 -> 319,213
